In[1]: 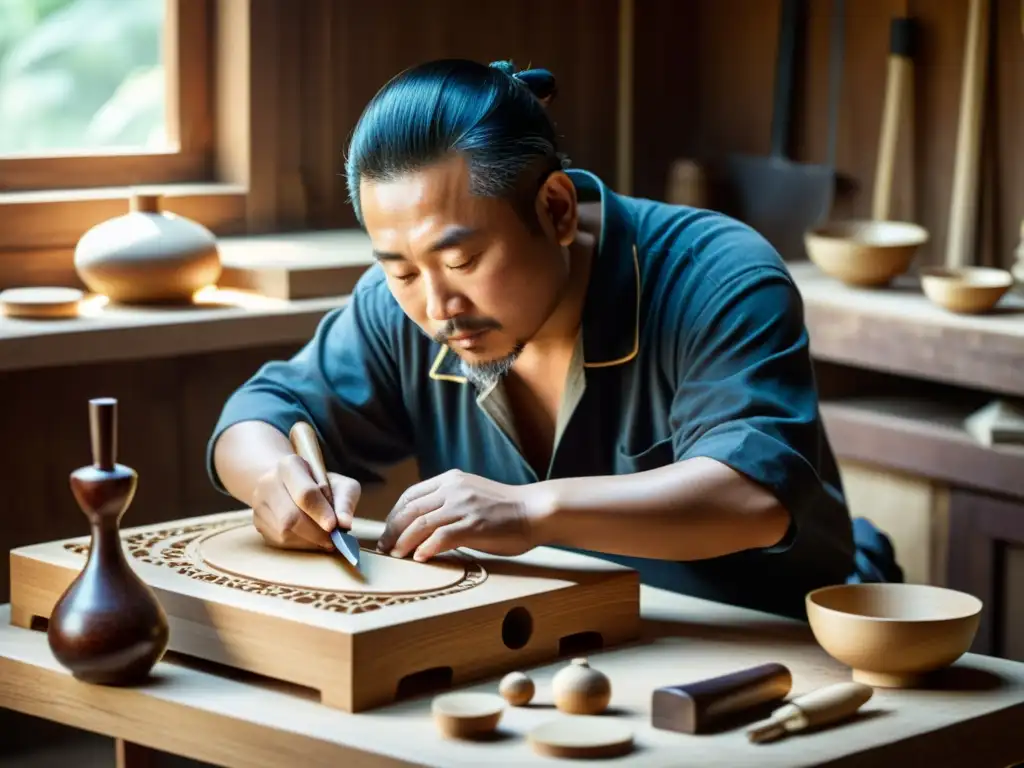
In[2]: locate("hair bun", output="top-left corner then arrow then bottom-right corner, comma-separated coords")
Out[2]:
488,60 -> 557,105
514,68 -> 557,104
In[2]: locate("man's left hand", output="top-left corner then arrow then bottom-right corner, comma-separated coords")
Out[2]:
377,469 -> 547,561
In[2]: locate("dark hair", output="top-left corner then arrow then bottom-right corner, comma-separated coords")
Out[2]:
344,58 -> 569,231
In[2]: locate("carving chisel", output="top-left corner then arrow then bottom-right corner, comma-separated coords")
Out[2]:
747,681 -> 873,743
289,421 -> 361,570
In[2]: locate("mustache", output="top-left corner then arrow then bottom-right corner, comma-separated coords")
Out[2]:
432,317 -> 502,343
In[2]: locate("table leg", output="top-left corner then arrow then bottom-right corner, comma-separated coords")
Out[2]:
116,738 -> 158,768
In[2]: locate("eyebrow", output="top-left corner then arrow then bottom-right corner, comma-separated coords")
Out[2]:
372,226 -> 479,262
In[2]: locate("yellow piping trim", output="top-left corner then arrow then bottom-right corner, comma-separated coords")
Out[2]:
583,244 -> 640,368
428,346 -> 468,383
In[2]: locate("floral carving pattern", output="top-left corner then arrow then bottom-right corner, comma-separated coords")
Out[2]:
63,520 -> 486,614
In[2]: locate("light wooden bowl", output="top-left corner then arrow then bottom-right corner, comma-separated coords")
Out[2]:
806,583 -> 983,688
919,266 -> 1014,314
805,220 -> 929,287
431,692 -> 504,739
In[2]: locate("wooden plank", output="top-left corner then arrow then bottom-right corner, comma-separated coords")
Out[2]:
3,595 -> 1024,767
215,229 -> 373,299
0,185 -> 247,254
821,396 -> 1024,500
0,293 -> 344,372
792,262 -> 1024,398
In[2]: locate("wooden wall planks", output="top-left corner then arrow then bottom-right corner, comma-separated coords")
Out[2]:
0,344 -> 301,604
235,0 -> 1021,267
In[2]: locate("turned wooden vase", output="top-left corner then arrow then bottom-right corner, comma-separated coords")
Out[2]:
73,193 -> 222,304
47,397 -> 170,685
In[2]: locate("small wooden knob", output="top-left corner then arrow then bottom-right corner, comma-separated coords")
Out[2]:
129,193 -> 161,213
552,657 -> 611,715
89,397 -> 117,470
499,670 -> 535,706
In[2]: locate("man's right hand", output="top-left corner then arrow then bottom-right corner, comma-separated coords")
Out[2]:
251,454 -> 361,551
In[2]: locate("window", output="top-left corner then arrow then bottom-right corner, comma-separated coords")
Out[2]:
0,0 -> 212,192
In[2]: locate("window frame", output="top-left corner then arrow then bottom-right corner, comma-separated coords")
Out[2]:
0,0 -> 214,193
0,0 -> 260,282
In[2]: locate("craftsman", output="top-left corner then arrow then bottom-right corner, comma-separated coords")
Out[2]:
207,58 -> 901,620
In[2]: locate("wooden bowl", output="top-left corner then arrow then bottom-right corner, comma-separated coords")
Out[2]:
806,583 -> 983,688
431,692 -> 504,739
919,266 -> 1014,314
804,220 -> 928,287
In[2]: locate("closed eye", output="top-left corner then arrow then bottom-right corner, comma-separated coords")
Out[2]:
447,253 -> 481,271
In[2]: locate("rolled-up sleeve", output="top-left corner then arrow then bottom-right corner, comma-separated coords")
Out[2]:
206,274 -> 415,493
670,264 -> 826,554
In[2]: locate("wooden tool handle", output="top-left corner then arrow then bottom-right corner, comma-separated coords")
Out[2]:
289,421 -> 333,506
945,0 -> 990,267
872,16 -> 916,221
748,681 -> 873,743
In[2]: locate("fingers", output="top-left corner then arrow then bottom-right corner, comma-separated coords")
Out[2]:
413,520 -> 472,562
280,455 -> 336,533
388,503 -> 464,559
328,474 -> 361,529
253,476 -> 333,551
250,454 -> 364,552
376,487 -> 440,552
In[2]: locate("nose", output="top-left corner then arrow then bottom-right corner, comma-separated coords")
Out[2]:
423,273 -> 461,323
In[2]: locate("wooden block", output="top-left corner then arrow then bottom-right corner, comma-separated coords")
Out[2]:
9,511 -> 640,713
651,662 -> 793,734
214,229 -> 374,299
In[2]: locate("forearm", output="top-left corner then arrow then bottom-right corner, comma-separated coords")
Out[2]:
531,457 -> 792,560
212,420 -> 295,506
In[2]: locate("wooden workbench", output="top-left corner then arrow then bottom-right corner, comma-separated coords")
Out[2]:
2,586 -> 1024,767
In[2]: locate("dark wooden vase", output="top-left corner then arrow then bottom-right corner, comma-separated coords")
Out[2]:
47,397 -> 170,685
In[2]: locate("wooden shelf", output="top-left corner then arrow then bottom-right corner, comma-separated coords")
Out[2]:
0,293 -> 347,372
821,395 -> 1024,501
790,262 -> 1024,399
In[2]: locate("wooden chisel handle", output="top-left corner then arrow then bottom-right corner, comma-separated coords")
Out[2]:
289,421 -> 333,507
747,681 -> 873,743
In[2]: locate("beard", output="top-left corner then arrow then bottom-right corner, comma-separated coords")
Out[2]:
457,343 -> 525,389
432,317 -> 524,389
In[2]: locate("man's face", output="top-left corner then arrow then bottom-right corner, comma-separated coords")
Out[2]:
359,154 -> 577,384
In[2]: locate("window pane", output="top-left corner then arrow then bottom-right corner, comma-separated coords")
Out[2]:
0,0 -> 166,157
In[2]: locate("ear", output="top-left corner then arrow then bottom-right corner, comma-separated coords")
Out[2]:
535,171 -> 578,246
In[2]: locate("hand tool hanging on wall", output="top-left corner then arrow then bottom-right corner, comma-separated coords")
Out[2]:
872,14 -> 917,222
944,0 -> 990,268
721,0 -> 846,261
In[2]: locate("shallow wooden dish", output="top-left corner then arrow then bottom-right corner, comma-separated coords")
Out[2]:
431,692 -> 505,739
804,220 -> 928,287
0,287 -> 84,319
806,583 -> 983,688
919,266 -> 1014,314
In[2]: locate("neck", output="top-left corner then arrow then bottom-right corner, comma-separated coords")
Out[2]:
517,223 -> 598,363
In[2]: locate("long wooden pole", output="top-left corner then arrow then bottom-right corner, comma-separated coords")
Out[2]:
616,0 -> 634,196
944,0 -> 990,268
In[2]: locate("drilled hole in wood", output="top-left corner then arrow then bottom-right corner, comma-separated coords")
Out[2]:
501,606 -> 533,650
558,631 -> 604,657
30,616 -> 48,632
395,666 -> 454,701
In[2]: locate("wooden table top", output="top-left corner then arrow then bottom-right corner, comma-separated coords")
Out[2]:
2,588 -> 1024,768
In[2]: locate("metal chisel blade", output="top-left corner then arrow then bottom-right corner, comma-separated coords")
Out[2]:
331,528 -> 361,569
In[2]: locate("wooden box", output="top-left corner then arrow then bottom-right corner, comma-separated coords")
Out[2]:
8,511 -> 641,713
